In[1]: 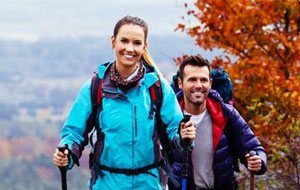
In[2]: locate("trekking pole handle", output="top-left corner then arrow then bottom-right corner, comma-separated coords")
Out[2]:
57,144 -> 68,190
57,144 -> 68,154
249,150 -> 256,157
57,144 -> 66,151
249,150 -> 256,190
182,115 -> 191,123
181,115 -> 191,146
57,144 -> 68,169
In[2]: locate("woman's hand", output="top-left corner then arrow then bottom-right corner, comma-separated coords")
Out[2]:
53,148 -> 69,167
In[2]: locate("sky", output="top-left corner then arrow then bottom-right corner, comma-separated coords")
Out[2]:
0,0 -> 192,42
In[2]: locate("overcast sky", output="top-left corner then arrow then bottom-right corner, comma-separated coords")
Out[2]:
0,0 -> 193,41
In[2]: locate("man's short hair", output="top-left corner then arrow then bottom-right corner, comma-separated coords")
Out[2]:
178,55 -> 211,80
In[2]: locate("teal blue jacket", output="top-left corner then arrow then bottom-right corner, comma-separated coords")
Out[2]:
59,62 -> 183,190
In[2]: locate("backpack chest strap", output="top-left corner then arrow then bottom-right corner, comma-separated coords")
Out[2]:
93,160 -> 163,177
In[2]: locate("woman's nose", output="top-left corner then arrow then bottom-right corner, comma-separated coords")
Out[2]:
125,43 -> 134,52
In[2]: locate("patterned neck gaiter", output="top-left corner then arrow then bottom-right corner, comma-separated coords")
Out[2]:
110,62 -> 145,92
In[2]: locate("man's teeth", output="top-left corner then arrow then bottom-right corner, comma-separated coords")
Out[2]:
193,91 -> 203,95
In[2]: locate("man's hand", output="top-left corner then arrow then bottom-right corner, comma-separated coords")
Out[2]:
245,153 -> 262,172
180,121 -> 196,143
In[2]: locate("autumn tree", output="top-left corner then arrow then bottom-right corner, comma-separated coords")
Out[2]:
177,0 -> 300,188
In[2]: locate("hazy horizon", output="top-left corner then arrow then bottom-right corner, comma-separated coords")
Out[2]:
0,0 -> 192,42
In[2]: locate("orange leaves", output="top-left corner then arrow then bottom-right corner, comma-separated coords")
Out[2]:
187,25 -> 201,37
175,23 -> 186,32
173,54 -> 189,66
178,2 -> 300,181
179,0 -> 300,114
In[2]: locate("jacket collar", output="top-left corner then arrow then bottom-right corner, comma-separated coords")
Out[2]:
206,97 -> 227,151
97,61 -> 159,93
177,89 -> 227,150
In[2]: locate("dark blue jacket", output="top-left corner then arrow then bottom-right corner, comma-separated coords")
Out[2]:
170,90 -> 267,190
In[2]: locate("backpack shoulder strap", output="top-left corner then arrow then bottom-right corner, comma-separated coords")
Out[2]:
149,79 -> 162,119
88,73 -> 103,147
148,79 -> 181,188
85,73 -> 102,131
90,61 -> 111,112
91,73 -> 103,112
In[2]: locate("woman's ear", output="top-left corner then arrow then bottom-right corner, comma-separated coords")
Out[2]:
111,36 -> 115,49
143,41 -> 148,50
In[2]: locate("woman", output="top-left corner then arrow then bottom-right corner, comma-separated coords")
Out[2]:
53,15 -> 195,190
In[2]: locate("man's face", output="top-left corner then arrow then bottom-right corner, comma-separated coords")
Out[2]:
179,64 -> 212,107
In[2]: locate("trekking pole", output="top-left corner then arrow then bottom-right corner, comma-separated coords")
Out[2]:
57,144 -> 68,190
181,115 -> 191,190
249,150 -> 256,190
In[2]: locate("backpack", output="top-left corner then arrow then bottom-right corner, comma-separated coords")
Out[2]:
88,71 -> 180,188
210,68 -> 233,104
170,71 -> 180,95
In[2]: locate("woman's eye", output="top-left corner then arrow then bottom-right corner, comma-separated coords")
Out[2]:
134,41 -> 142,45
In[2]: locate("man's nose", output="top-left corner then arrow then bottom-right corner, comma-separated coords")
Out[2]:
195,79 -> 203,87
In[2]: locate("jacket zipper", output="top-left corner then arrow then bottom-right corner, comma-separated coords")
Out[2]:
134,106 -> 137,137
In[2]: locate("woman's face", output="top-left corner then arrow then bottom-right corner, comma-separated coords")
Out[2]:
111,24 -> 147,73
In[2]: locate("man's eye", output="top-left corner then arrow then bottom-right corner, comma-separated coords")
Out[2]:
121,39 -> 128,43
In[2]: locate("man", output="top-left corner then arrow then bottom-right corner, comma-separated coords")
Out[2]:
170,55 -> 267,190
